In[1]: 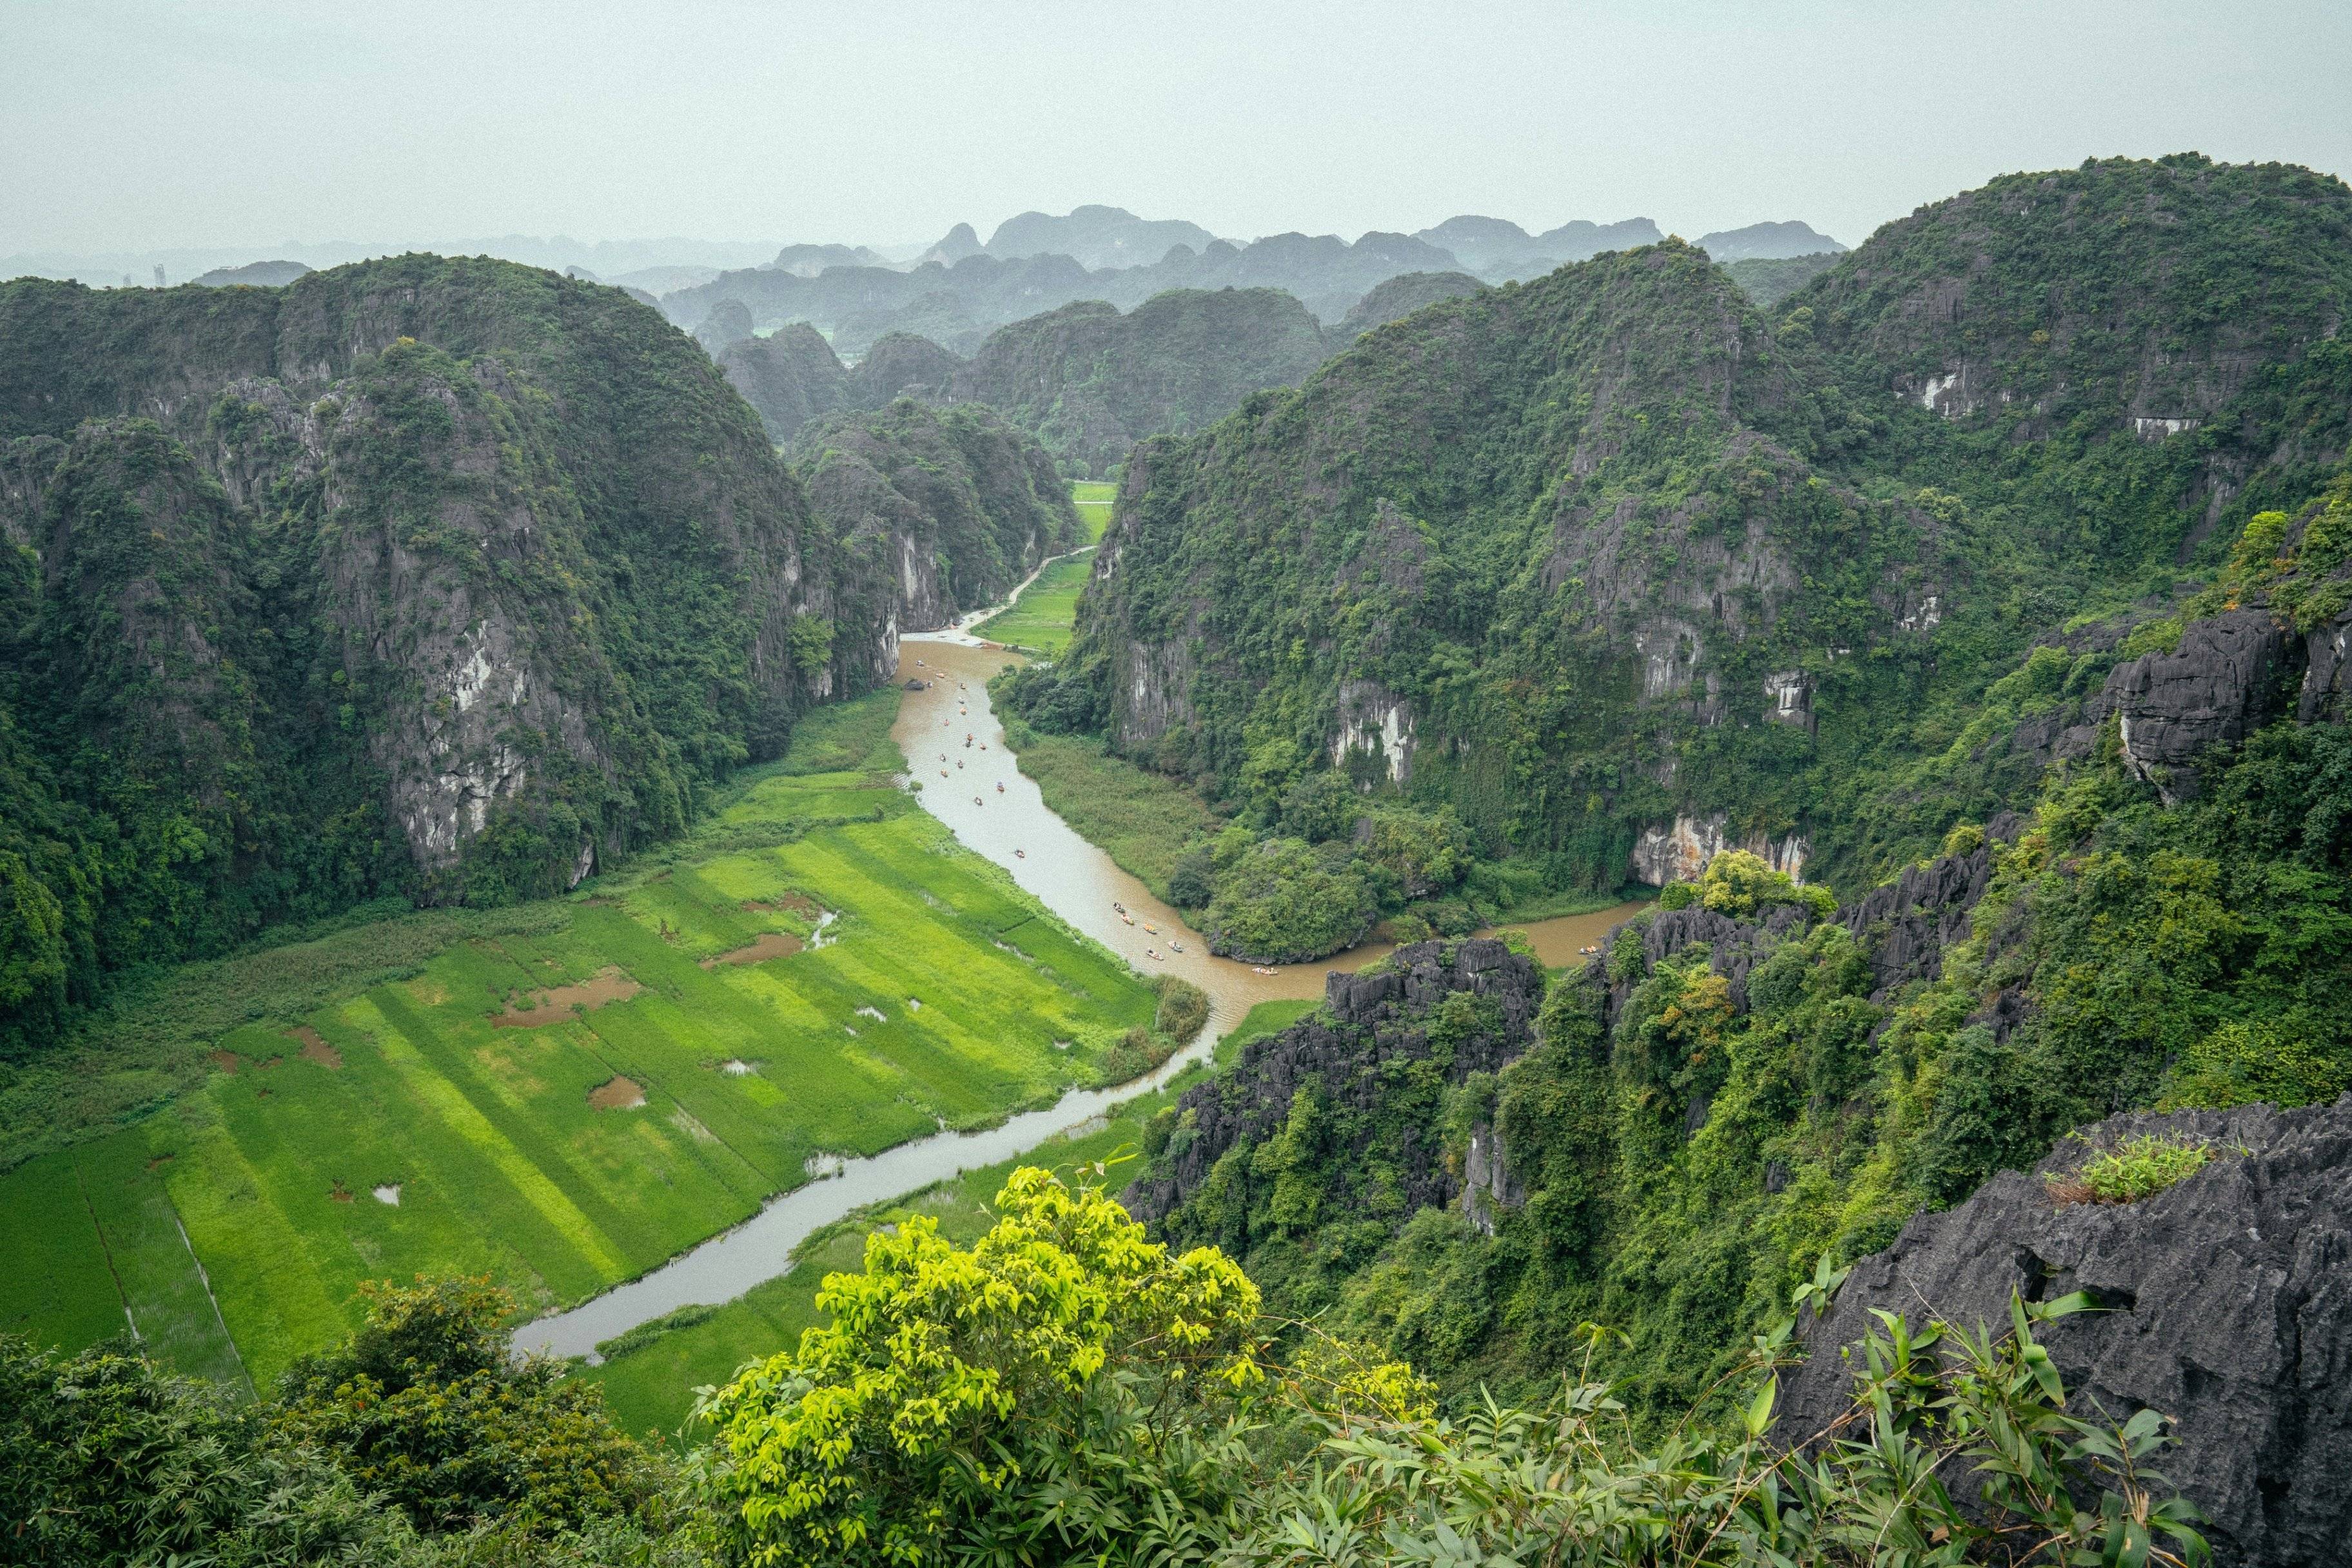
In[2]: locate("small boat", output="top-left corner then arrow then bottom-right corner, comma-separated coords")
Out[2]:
1170,941 -> 1185,953
974,796 -> 983,806
956,760 -> 963,769
1121,914 -> 1134,925
1145,948 -> 1160,961
995,783 -> 1004,793
1112,902 -> 1126,915
1253,966 -> 1277,975
979,743 -> 987,751
1142,923 -> 1157,934
939,770 -> 947,778
1015,848 -> 1025,859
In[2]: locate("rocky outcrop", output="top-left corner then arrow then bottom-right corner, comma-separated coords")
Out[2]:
2297,604 -> 2352,724
1125,939 -> 1543,1224
1833,814 -> 2020,998
1331,679 -> 1416,783
1631,813 -> 1809,886
2108,609 -> 2301,801
1777,1098 -> 2352,1567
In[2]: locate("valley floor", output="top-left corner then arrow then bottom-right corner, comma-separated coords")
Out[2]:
0,688 -> 1161,1394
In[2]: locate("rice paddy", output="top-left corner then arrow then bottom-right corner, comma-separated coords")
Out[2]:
1071,480 -> 1116,541
0,687 -> 1162,1391
974,551 -> 1095,655
574,996 -> 1321,1437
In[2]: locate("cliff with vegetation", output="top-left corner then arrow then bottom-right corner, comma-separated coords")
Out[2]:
787,400 -> 1082,630
0,256 -> 1010,1059
1011,157 -> 2352,956
944,288 -> 1332,476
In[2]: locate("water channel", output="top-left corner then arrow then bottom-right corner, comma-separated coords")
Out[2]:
514,609 -> 1646,1360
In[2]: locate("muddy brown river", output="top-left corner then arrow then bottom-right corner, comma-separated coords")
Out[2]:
513,614 -> 1645,1360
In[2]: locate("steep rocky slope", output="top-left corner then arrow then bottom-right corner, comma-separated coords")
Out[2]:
0,256 -> 1006,1056
787,400 -> 1081,630
1778,1098 -> 2352,1567
1015,156 -> 2352,903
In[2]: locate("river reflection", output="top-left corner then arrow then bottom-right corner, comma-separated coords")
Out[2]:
513,624 -> 1644,1360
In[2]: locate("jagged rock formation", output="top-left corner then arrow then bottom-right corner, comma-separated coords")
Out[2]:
2111,609 -> 2302,801
1777,1098 -> 2352,1567
1126,939 -> 1543,1227
1336,271 -> 1486,337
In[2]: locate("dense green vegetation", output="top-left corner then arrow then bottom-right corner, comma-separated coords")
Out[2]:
1720,251 -> 1841,308
1137,646 -> 2351,1418
0,255 -> 1014,1066
1012,155 -> 2352,915
949,288 -> 1331,476
0,688 -> 1174,1393
789,399 -> 1082,624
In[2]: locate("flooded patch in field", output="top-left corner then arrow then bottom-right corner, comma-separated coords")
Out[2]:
288,1026 -> 343,1068
714,1058 -> 760,1076
587,1075 -> 647,1110
743,892 -> 821,917
210,1050 -> 242,1074
905,996 -> 923,1010
491,967 -> 643,1027
672,1110 -> 718,1142
700,931 -> 803,968
855,1004 -> 888,1023
373,1183 -> 402,1206
805,1153 -> 846,1180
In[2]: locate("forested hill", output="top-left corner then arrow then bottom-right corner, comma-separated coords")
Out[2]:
1016,155 -> 2352,905
0,256 -> 1009,1057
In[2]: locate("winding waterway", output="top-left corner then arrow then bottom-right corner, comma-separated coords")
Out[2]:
513,612 -> 1645,1361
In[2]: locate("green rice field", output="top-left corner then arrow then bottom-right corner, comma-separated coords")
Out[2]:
974,549 -> 1094,655
577,995 -> 1322,1437
0,688 -> 1162,1392
1071,480 -> 1116,541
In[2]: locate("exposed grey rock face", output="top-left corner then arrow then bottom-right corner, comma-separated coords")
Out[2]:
1777,1098 -> 2352,1567
1124,939 -> 1542,1224
1630,813 -> 1808,887
2298,604 -> 2352,724
2108,609 -> 2302,801
1833,815 -> 2021,999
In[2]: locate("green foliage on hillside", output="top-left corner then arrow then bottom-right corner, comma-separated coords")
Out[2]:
789,398 -> 1082,621
1720,251 -> 1841,308
952,288 -> 1330,475
0,256 -> 996,1063
1142,712 -> 2351,1418
1014,156 -> 2352,915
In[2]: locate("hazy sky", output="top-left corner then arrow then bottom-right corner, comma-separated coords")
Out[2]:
7,0 -> 2348,259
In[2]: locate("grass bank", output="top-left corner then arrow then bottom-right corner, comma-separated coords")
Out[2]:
974,550 -> 1094,656
996,720 -> 1226,901
0,688 -> 1168,1393
1071,480 -> 1116,541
